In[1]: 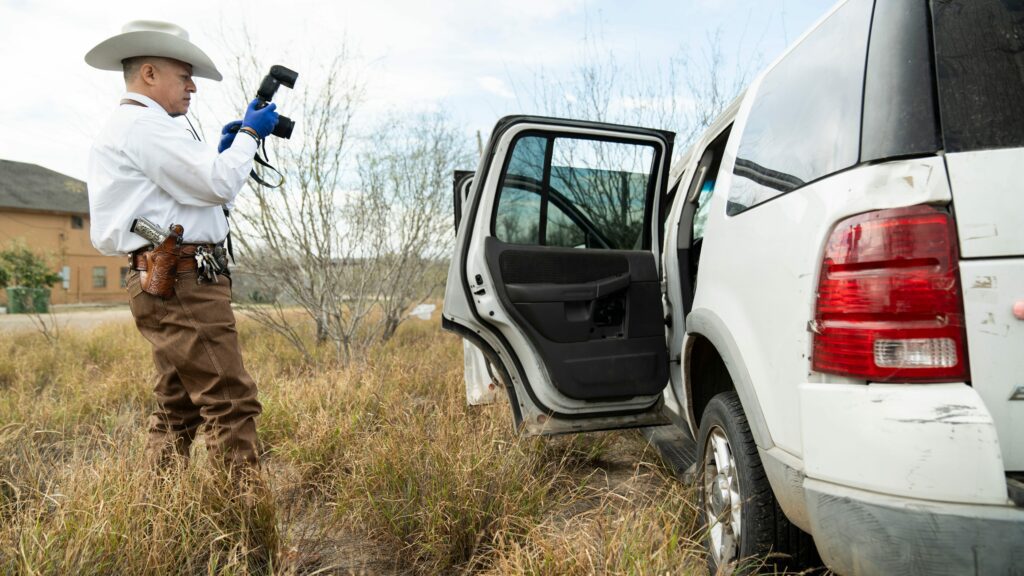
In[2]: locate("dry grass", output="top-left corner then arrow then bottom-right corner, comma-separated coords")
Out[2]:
0,315 -> 716,575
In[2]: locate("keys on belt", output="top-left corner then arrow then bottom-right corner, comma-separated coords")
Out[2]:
194,245 -> 222,283
131,243 -> 229,284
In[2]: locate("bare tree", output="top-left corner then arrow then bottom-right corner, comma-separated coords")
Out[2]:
355,112 -> 471,341
522,25 -> 757,150
682,29 -> 759,145
222,41 -> 468,365
493,26 -> 759,252
222,45 -> 367,364
27,309 -> 62,346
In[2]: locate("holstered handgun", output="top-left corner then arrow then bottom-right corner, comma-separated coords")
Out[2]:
139,224 -> 184,298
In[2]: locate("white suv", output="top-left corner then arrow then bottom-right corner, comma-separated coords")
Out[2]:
443,0 -> 1024,573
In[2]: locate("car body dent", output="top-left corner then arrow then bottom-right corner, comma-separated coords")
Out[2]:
800,382 -> 1009,505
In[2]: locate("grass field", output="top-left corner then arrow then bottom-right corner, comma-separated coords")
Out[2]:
0,313 -> 721,575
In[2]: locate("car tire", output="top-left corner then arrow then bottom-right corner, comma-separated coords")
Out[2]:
698,391 -> 819,574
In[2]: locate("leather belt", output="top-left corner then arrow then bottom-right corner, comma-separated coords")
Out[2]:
129,244 -> 219,273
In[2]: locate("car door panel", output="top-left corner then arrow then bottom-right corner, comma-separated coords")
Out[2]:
504,272 -> 630,304
444,115 -> 674,434
485,238 -> 668,401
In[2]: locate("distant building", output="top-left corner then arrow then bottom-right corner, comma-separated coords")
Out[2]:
0,159 -> 126,305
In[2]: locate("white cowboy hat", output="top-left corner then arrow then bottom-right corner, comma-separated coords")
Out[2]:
85,20 -> 222,81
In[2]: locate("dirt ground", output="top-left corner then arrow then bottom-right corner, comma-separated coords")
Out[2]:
270,431 -> 676,575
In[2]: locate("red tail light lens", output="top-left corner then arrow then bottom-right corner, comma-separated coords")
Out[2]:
812,205 -> 968,382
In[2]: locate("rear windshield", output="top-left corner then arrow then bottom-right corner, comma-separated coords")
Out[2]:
932,0 -> 1024,152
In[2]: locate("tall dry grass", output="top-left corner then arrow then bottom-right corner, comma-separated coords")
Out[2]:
0,314 -> 713,574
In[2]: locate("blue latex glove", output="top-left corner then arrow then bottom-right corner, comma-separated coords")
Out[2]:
217,120 -> 243,153
242,99 -> 280,139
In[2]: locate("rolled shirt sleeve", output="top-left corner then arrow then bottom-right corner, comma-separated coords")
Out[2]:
124,114 -> 259,207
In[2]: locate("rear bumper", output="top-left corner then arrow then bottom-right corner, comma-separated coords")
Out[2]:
805,478 -> 1024,576
799,383 -> 1010,503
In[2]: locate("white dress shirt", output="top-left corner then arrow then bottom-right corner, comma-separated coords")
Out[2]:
88,92 -> 258,255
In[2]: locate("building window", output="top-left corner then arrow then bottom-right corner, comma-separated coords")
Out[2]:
92,266 -> 107,289
71,215 -> 84,229
120,267 -> 130,288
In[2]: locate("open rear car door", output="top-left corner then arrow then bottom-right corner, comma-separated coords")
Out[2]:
443,116 -> 675,435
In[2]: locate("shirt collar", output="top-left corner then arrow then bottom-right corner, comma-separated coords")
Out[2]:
122,92 -> 169,116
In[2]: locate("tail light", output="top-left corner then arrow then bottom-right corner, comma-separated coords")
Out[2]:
812,205 -> 969,382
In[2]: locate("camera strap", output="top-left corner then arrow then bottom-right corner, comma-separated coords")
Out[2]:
249,139 -> 285,188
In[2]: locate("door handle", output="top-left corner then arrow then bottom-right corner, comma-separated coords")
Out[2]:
506,273 -> 631,303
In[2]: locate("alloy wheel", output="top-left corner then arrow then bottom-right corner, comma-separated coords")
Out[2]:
703,424 -> 742,566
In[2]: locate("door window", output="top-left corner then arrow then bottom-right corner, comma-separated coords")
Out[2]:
493,134 -> 657,250
545,203 -> 588,248
495,186 -> 542,245
495,186 -> 598,248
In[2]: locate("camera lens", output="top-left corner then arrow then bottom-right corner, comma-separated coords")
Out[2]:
270,65 -> 299,89
273,116 -> 295,139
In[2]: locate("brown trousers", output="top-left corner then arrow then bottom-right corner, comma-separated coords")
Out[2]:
126,270 -> 261,468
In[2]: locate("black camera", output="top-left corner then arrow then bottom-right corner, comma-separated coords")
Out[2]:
255,65 -> 298,139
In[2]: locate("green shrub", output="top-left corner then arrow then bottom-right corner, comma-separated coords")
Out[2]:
0,240 -> 62,289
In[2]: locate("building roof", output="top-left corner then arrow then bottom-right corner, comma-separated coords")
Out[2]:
0,159 -> 88,216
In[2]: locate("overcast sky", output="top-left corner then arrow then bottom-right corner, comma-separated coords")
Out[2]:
1,0 -> 834,180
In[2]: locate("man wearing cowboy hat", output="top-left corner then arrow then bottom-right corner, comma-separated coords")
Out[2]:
85,20 -> 278,470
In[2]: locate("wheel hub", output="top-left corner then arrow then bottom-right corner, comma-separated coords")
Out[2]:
703,425 -> 742,566
712,473 -> 731,510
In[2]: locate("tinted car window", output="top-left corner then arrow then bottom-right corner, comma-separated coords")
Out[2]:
493,134 -> 656,250
546,202 -> 587,248
495,186 -> 589,247
861,0 -> 941,162
496,186 -> 542,244
728,0 -> 874,215
932,0 -> 1024,152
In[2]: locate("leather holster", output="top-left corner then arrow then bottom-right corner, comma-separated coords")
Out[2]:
139,224 -> 184,298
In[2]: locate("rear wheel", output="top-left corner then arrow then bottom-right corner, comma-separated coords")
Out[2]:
698,391 -> 818,574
